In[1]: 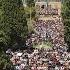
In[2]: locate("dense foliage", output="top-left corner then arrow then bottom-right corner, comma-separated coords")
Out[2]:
0,0 -> 28,69
27,0 -> 35,7
0,49 -> 14,70
62,0 -> 70,51
0,0 -> 28,49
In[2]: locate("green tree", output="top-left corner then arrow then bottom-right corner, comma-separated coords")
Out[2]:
0,0 -> 28,69
27,0 -> 35,7
26,0 -> 35,19
62,0 -> 70,51
0,49 -> 14,70
0,0 -> 28,49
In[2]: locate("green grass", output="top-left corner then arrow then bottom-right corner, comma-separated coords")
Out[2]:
33,41 -> 53,49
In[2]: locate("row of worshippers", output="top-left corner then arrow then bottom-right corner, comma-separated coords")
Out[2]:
26,18 -> 65,49
6,46 -> 70,70
37,5 -> 58,15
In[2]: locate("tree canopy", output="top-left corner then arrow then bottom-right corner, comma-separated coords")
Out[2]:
0,0 -> 28,69
27,0 -> 35,7
62,0 -> 70,51
0,0 -> 28,49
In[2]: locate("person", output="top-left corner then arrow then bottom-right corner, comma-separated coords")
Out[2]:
15,65 -> 20,70
55,66 -> 59,70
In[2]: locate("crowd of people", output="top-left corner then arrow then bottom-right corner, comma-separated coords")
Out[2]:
6,46 -> 70,70
6,3 -> 69,70
26,17 -> 65,49
6,17 -> 70,70
37,5 -> 58,16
